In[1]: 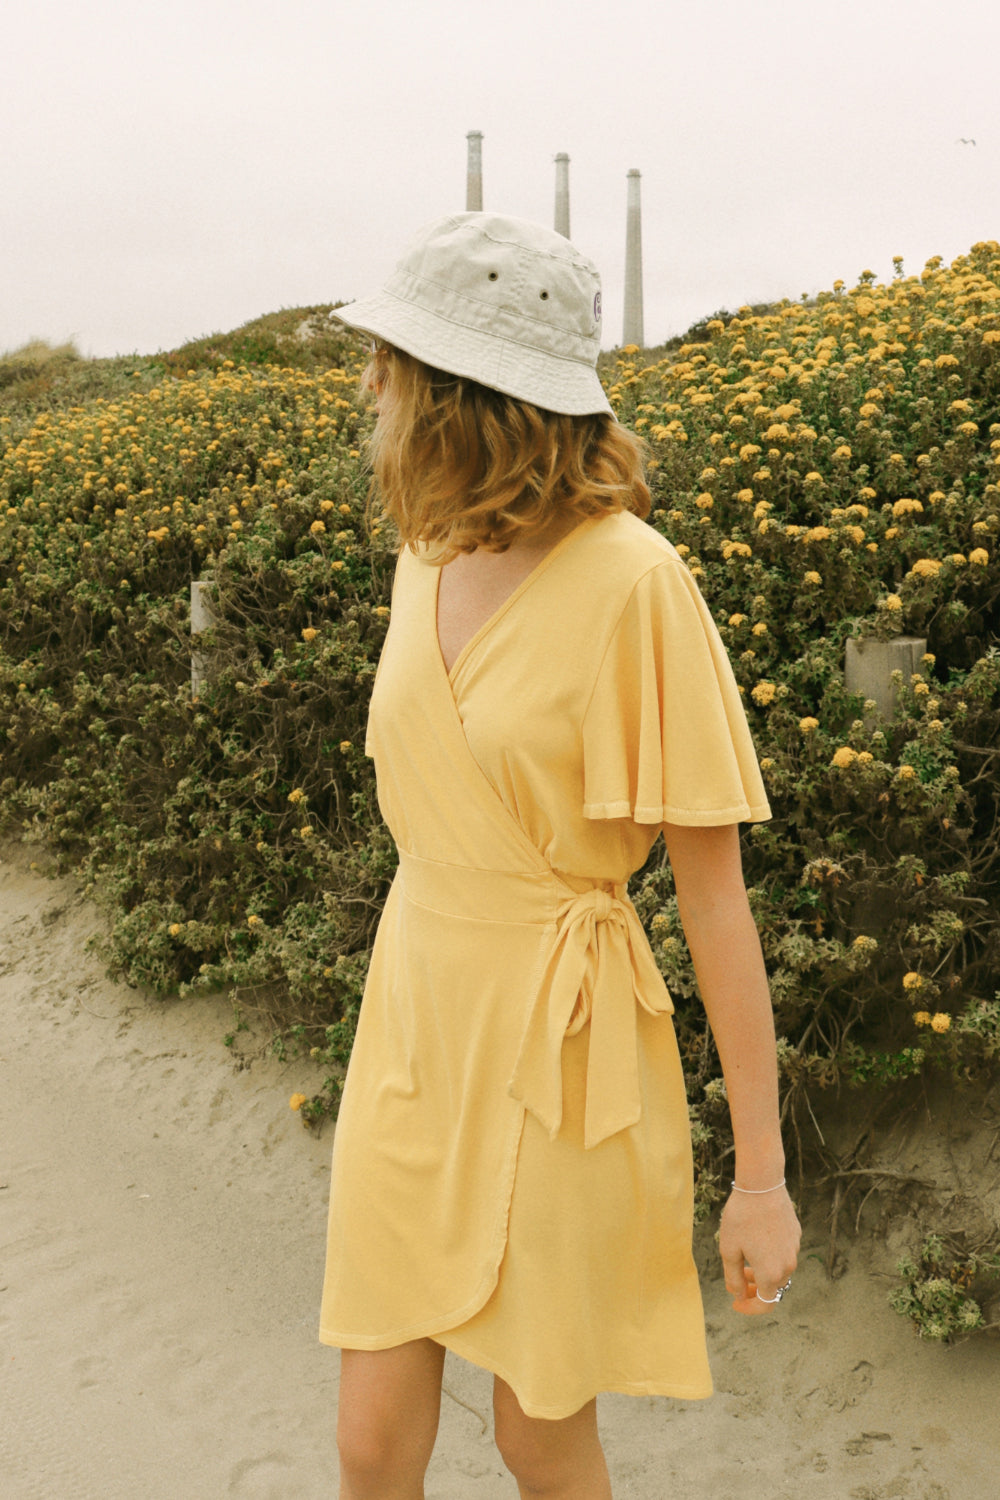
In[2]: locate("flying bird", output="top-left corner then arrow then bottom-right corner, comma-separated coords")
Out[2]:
957,138 -> 977,145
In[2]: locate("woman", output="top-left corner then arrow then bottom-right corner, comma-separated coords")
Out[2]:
320,212 -> 801,1500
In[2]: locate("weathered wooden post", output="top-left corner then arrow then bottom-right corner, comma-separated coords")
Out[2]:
190,579 -> 216,698
845,637 -> 928,722
623,168 -> 644,348
554,153 -> 570,238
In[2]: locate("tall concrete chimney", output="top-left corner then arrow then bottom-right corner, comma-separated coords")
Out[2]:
623,168 -> 644,348
554,153 -> 570,238
466,131 -> 483,211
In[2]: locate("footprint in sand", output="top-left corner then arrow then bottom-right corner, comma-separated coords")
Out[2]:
849,1480 -> 950,1500
799,1357 -> 874,1415
227,1451 -> 296,1496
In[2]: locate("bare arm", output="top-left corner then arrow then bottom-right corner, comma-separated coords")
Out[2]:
662,821 -> 801,1309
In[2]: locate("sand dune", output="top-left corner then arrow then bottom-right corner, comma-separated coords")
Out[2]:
1,842 -> 996,1499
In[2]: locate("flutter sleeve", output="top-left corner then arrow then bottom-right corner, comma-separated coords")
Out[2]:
581,558 -> 771,826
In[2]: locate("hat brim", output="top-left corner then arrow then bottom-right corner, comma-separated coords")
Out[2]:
333,291 -> 614,418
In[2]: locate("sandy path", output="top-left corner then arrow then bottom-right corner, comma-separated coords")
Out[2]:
1,843 -> 996,1499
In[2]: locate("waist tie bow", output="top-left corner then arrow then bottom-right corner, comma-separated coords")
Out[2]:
508,884 -> 674,1150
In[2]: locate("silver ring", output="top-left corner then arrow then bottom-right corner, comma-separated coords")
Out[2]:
755,1278 -> 793,1305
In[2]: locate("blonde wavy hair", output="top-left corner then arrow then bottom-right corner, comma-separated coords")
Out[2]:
362,345 -> 650,561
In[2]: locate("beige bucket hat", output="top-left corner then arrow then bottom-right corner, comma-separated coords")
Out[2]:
333,212 -> 613,417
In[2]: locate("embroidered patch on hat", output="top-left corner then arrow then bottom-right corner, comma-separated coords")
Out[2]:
593,290 -> 602,323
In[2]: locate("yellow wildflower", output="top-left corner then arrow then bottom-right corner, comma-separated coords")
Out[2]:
831,746 -> 857,768
287,787 -> 304,803
804,571 -> 822,585
751,681 -> 776,706
930,1013 -> 951,1033
896,764 -> 917,780
903,972 -> 924,991
728,613 -> 747,627
909,558 -> 942,578
799,716 -> 819,733
339,740 -> 352,753
301,627 -> 318,642
969,547 -> 989,565
892,498 -> 923,518
168,922 -> 182,937
912,1011 -> 932,1027
309,519 -> 326,535
695,492 -> 714,509
289,1093 -> 308,1112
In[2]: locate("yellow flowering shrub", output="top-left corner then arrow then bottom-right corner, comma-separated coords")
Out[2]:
2,244 -> 999,1167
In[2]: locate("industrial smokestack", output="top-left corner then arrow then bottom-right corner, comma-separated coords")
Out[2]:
554,153 -> 570,238
466,131 -> 483,211
623,168 -> 644,348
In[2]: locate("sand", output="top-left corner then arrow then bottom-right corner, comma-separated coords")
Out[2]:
1,840 -> 997,1500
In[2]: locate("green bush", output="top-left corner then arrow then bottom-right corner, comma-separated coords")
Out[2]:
890,1232 -> 1000,1340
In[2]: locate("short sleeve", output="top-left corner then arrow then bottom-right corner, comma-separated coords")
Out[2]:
581,559 -> 771,826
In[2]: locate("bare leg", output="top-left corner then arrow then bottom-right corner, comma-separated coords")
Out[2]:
493,1376 -> 613,1499
337,1339 -> 446,1500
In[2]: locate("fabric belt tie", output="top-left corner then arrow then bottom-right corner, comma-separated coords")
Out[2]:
508,885 -> 674,1151
395,851 -> 674,1152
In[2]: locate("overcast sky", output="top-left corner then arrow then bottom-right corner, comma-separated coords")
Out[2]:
3,0 -> 997,360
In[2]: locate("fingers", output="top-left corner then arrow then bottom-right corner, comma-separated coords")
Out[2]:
731,1273 -> 795,1316
731,1278 -> 773,1316
721,1247 -> 749,1302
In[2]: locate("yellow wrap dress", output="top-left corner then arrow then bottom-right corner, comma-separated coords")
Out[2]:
319,508 -> 771,1419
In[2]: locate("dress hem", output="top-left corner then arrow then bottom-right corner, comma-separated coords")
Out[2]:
430,1333 -> 715,1419
318,1269 -> 505,1354
319,1107 -> 527,1354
